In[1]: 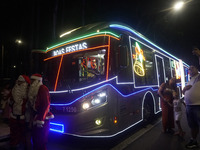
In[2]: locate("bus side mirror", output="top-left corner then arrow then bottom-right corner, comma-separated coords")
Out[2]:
119,45 -> 129,67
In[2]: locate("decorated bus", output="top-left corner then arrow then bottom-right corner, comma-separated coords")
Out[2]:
43,22 -> 189,138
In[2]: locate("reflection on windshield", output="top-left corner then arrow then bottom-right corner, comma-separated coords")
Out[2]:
79,51 -> 105,81
44,49 -> 106,91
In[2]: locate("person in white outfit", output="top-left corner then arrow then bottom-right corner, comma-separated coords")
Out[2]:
173,91 -> 186,137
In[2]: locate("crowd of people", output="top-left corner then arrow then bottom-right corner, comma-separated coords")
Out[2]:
158,47 -> 200,149
0,74 -> 54,150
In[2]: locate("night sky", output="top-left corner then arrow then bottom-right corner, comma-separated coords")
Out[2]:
1,0 -> 200,77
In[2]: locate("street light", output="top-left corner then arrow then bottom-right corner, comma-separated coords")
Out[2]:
15,39 -> 23,74
174,1 -> 185,11
15,39 -> 22,44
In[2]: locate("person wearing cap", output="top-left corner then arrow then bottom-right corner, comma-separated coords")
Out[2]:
9,75 -> 30,149
28,73 -> 54,150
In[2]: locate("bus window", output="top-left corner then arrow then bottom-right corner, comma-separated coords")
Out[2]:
55,49 -> 106,90
79,51 -> 105,81
184,67 -> 189,82
175,61 -> 181,80
156,56 -> 165,85
164,58 -> 171,82
130,38 -> 157,86
170,59 -> 176,78
171,59 -> 181,80
43,57 -> 61,91
119,45 -> 129,67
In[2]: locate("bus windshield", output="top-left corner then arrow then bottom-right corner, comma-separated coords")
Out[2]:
44,49 -> 106,91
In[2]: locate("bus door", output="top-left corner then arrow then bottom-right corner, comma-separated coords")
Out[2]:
155,55 -> 165,85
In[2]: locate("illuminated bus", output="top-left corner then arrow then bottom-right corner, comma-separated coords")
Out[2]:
44,22 -> 189,138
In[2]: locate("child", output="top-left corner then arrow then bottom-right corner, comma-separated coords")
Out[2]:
173,91 -> 186,137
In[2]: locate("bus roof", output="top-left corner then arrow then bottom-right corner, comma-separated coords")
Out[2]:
46,22 -> 189,67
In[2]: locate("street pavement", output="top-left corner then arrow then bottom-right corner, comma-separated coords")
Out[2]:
0,117 -> 10,150
0,121 -> 9,141
113,108 -> 200,150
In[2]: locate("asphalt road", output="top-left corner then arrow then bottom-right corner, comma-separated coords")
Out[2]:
121,109 -> 200,150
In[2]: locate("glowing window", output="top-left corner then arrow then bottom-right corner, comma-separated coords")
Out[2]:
54,49 -> 106,90
130,39 -> 157,86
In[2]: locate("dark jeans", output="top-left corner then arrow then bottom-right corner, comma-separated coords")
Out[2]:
186,105 -> 200,128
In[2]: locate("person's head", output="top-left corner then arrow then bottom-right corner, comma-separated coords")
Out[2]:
12,75 -> 30,99
16,75 -> 30,86
188,65 -> 199,77
1,84 -> 12,100
28,74 -> 43,101
30,73 -> 43,85
169,77 -> 176,86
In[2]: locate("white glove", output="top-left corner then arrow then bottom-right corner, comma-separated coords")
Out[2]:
36,123 -> 43,128
33,120 -> 44,128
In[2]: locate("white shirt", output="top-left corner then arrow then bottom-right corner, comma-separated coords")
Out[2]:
184,74 -> 200,105
173,99 -> 183,112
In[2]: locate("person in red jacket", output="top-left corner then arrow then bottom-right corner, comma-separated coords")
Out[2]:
10,75 -> 30,149
28,74 -> 54,150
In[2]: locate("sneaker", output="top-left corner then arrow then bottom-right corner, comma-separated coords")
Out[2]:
185,139 -> 198,149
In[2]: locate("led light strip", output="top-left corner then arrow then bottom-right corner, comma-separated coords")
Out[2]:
179,59 -> 185,91
51,90 -> 161,137
50,76 -> 117,93
49,75 -> 159,94
46,32 -> 120,51
110,24 -> 189,67
129,36 -> 160,88
54,55 -> 63,91
50,83 -> 158,106
106,36 -> 111,80
65,119 -> 143,138
44,45 -> 109,61
50,122 -> 64,133
155,55 -> 166,86
142,91 -> 161,115
129,36 -> 177,65
45,34 -> 119,90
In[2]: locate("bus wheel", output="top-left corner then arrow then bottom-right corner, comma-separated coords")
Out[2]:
143,100 -> 153,123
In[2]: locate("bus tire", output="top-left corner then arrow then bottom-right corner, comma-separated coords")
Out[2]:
143,98 -> 154,124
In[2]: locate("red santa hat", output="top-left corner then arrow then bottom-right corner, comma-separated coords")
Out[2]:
18,75 -> 30,84
30,73 -> 43,82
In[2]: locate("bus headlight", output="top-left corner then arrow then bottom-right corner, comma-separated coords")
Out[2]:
82,102 -> 90,110
91,98 -> 101,105
81,91 -> 107,110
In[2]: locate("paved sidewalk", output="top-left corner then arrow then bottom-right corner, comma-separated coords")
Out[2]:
0,120 -> 10,141
0,115 -> 10,150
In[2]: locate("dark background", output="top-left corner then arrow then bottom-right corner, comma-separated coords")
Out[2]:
1,0 -> 200,79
